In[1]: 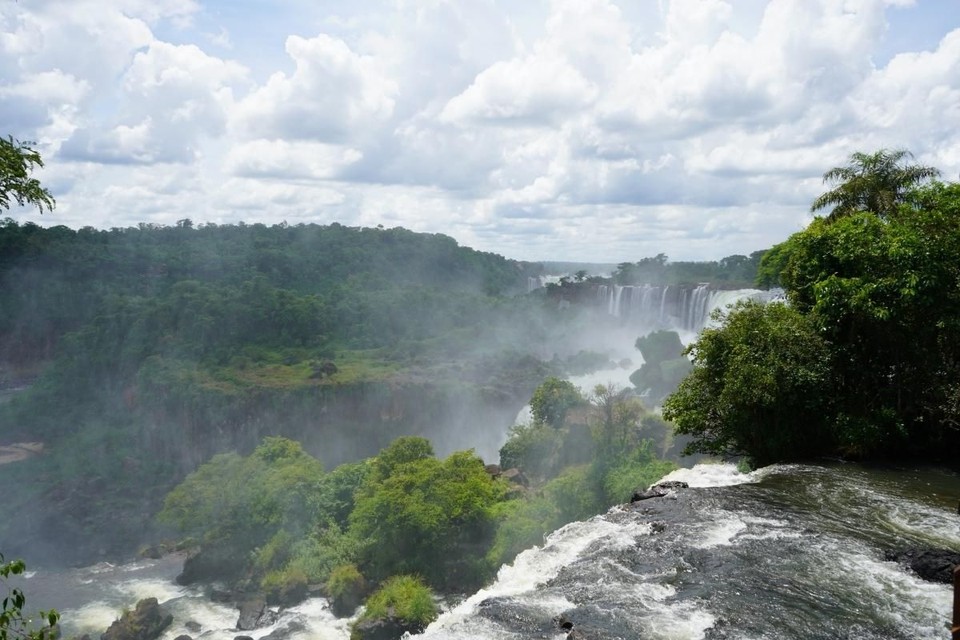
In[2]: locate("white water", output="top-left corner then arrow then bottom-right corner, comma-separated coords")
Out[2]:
414,516 -> 658,639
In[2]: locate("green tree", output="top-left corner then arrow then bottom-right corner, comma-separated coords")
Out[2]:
349,448 -> 506,590
1,554 -> 59,640
810,149 -> 939,220
663,301 -> 833,465
530,377 -> 583,428
0,137 -> 55,213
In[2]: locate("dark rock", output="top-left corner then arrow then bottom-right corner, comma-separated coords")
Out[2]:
174,635 -> 193,640
555,614 -> 574,630
631,480 -> 688,502
139,544 -> 165,560
236,596 -> 277,630
485,464 -> 502,477
261,620 -> 306,640
209,588 -> 234,603
101,597 -> 173,640
184,620 -> 202,633
177,548 -> 243,585
351,616 -> 426,640
501,468 -> 529,487
234,636 -> 254,640
885,548 -> 960,583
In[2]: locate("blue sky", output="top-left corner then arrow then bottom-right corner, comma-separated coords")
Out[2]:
2,0 -> 959,262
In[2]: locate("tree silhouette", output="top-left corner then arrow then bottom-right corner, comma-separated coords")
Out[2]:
811,149 -> 939,220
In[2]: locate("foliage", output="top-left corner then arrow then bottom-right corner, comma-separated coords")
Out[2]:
810,149 -> 939,220
497,422 -> 562,479
529,377 -> 583,428
668,158 -> 960,464
349,447 -> 507,590
779,193 -> 960,455
310,461 -> 371,529
610,251 -> 766,286
157,437 -> 324,564
663,301 -> 832,465
601,443 -> 678,504
260,566 -> 308,606
353,575 -> 437,630
0,553 -> 59,640
327,564 -> 366,601
0,137 -> 55,214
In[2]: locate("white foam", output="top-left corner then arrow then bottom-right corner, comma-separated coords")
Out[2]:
416,516 -> 652,637
655,462 -> 759,488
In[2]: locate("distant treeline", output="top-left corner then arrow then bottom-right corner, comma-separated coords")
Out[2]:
0,219 -> 535,366
609,252 -> 766,287
539,251 -> 767,289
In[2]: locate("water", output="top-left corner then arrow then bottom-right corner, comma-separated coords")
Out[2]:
9,555 -> 353,640
10,463 -> 956,640
414,462 -> 958,640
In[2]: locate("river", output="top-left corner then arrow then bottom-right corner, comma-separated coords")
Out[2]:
9,462 -> 957,640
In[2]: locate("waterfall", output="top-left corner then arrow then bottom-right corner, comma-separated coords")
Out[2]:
592,283 -> 777,333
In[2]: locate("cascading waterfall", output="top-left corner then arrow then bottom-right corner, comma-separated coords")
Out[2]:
596,283 -> 777,332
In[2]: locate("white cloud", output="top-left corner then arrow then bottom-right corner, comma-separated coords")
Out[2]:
3,0 -> 960,262
231,34 -> 397,142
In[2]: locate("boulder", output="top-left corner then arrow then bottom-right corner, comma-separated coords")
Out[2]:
173,636 -> 193,640
236,596 -> 278,630
101,598 -> 173,640
631,480 -> 688,502
501,468 -> 529,487
350,616 -> 426,640
884,548 -> 960,583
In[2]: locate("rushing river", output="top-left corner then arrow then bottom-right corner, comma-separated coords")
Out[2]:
11,463 -> 959,640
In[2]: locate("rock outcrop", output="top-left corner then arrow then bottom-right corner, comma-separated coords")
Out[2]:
885,547 -> 960,583
631,480 -> 688,502
101,598 -> 172,640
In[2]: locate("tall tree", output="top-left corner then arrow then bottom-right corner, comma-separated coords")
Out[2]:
0,137 -> 55,214
811,149 -> 939,220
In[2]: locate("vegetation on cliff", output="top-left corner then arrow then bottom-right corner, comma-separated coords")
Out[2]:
665,153 -> 959,464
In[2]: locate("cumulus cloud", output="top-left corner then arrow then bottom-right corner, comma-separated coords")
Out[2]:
231,34 -> 397,142
3,0 -> 960,261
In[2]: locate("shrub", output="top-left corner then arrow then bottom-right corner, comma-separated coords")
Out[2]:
326,563 -> 366,617
261,566 -> 308,606
357,575 -> 437,627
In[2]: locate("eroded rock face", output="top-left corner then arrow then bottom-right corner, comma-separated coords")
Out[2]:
884,548 -> 960,584
101,598 -> 172,640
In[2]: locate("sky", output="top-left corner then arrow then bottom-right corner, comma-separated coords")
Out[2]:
1,0 -> 959,262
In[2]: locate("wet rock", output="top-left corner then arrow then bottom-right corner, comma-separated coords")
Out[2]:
173,635 -> 193,640
350,616 -> 426,640
184,620 -> 202,633
261,620 -> 306,640
234,636 -> 254,640
884,548 -> 960,583
101,597 -> 173,640
236,596 -> 278,630
555,614 -> 574,630
176,548 -> 243,585
631,480 -> 689,502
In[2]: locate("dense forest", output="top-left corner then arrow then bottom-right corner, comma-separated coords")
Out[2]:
665,152 -> 960,465
0,220 -> 580,567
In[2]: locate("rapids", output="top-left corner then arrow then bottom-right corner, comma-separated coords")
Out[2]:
9,463 -> 958,640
